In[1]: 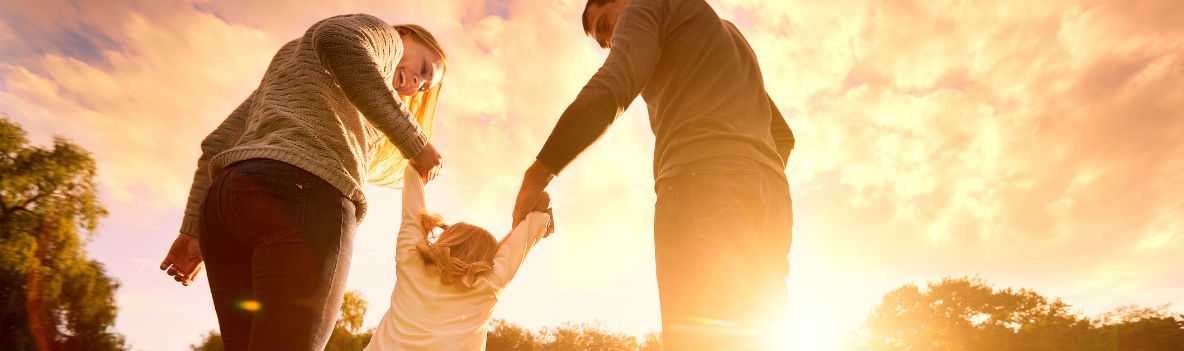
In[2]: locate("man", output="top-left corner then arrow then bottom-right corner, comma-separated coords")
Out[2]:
511,0 -> 794,349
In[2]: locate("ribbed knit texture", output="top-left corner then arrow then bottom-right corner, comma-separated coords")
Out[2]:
179,14 -> 428,237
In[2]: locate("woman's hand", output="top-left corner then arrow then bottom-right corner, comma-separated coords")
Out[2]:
409,142 -> 443,182
160,233 -> 204,286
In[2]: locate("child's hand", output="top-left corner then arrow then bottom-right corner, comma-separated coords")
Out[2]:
532,191 -> 551,212
534,191 -> 556,237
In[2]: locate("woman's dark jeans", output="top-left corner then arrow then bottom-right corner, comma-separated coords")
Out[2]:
200,159 -> 356,351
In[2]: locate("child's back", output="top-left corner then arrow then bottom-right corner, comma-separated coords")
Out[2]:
366,169 -> 551,351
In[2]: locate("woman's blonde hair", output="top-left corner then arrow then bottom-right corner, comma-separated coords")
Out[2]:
366,24 -> 448,186
414,213 -> 499,288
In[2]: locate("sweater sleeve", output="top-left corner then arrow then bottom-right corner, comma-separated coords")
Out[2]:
768,94 -> 794,168
396,167 -> 428,261
488,212 -> 551,289
536,0 -> 665,174
313,14 -> 428,158
178,95 -> 252,238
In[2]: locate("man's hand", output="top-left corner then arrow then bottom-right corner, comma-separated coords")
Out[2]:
160,233 -> 204,286
409,142 -> 443,183
512,160 -> 555,228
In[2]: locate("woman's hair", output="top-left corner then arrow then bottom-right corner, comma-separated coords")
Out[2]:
414,212 -> 499,288
365,24 -> 448,187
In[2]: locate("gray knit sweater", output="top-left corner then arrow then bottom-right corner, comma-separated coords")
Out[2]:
180,14 -> 427,238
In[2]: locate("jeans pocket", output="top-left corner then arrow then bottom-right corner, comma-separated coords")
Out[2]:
225,170 -> 308,243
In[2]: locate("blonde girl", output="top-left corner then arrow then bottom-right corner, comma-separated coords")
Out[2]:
366,168 -> 554,351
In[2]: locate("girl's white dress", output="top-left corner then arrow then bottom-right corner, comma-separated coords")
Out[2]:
364,169 -> 551,351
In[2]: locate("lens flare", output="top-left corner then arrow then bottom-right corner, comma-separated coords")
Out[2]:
237,299 -> 262,312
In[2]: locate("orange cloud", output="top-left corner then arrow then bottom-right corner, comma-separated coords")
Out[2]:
2,1 -> 1181,350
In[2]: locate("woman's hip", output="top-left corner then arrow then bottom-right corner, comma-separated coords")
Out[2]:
201,158 -> 357,250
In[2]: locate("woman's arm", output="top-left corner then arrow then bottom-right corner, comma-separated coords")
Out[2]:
488,211 -> 552,289
395,167 -> 428,259
178,94 -> 253,238
312,14 -> 429,159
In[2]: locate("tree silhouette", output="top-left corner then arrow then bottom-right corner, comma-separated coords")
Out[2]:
326,291 -> 373,351
188,331 -> 224,351
853,277 -> 1184,351
190,290 -> 373,351
0,116 -> 125,350
487,319 -> 539,351
486,320 -> 660,351
1096,306 -> 1184,351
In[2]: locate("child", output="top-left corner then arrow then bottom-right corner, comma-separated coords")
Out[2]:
365,168 -> 554,350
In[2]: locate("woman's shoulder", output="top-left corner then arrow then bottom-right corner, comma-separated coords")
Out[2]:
304,14 -> 400,43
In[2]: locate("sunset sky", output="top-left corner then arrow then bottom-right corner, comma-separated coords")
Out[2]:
2,0 -> 1182,350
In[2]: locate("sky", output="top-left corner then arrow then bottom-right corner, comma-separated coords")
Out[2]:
1,0 -> 1182,350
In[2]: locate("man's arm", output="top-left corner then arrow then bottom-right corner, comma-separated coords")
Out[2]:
768,94 -> 794,168
515,2 -> 666,225
534,1 -> 666,173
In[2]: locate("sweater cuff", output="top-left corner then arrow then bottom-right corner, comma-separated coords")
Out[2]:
396,130 -> 428,159
179,214 -> 201,238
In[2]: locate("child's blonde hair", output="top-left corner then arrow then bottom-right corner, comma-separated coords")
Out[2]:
415,213 -> 499,288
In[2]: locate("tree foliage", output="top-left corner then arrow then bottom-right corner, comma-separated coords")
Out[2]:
486,320 -> 660,351
188,331 -> 224,351
853,277 -> 1184,351
326,291 -> 373,351
191,290 -> 374,351
0,117 -> 124,350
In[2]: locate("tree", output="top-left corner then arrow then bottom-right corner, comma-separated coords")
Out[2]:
0,116 -> 125,350
326,291 -> 373,351
853,277 -> 1184,351
188,331 -> 224,351
638,332 -> 661,351
487,319 -> 539,351
540,323 -> 639,351
191,290 -> 374,351
1096,305 -> 1184,351
486,320 -> 657,351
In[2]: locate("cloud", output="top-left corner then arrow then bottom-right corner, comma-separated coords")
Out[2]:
2,0 -> 1181,350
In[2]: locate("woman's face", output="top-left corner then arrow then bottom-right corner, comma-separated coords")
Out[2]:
395,36 -> 444,97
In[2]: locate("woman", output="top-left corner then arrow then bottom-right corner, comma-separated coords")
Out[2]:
158,14 -> 448,351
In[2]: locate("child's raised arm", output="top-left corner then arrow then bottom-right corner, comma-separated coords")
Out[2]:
396,167 -> 427,261
488,210 -> 552,290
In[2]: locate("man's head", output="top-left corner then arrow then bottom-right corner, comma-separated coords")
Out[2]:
582,0 -> 632,49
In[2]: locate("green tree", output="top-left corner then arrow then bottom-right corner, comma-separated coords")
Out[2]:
0,117 -> 124,350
